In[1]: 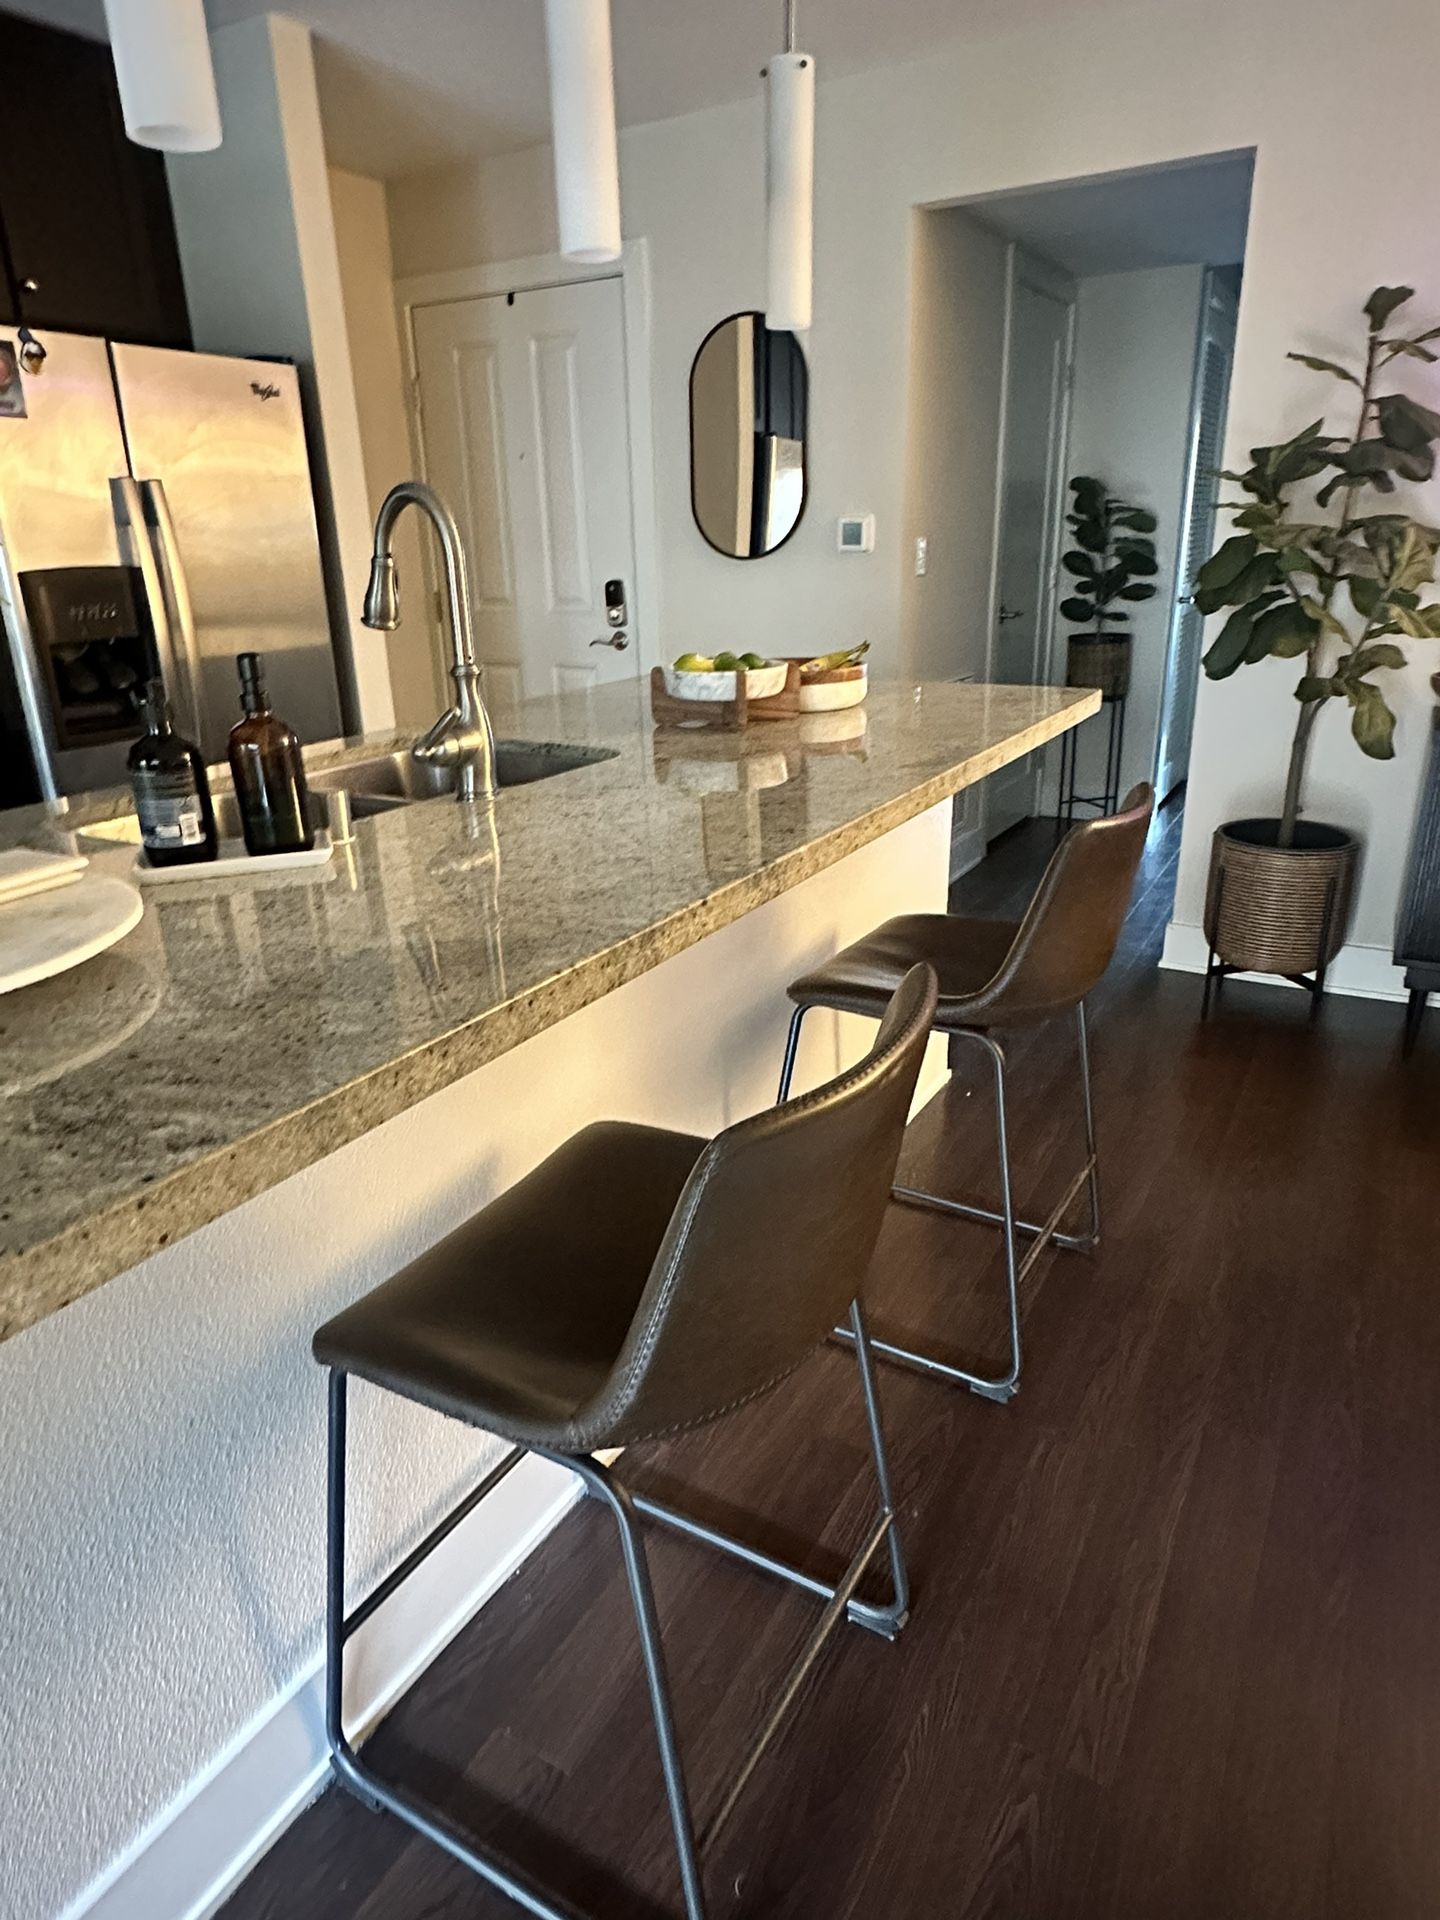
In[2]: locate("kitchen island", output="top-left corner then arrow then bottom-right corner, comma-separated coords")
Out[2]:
0,675 -> 1094,1920
0,677 -> 1094,1341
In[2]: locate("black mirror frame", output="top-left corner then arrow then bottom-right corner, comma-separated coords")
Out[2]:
688,310 -> 809,561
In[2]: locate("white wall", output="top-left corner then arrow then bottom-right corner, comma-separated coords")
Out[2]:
391,142 -> 559,281
386,0 -> 1440,967
0,808 -> 950,1920
327,167 -> 444,728
166,17 -> 394,737
1047,263 -> 1206,809
898,206 -> 1008,685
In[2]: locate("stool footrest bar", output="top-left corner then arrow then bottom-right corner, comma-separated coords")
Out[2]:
830,1323 -> 1017,1399
837,1158 -> 1097,1398
699,1510 -> 894,1850
343,1444 -> 525,1640
891,1155 -> 1097,1255
632,1491 -> 895,1632
634,1494 -> 833,1601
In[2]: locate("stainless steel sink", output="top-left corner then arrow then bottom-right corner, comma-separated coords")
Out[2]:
72,738 -> 618,849
307,739 -> 617,816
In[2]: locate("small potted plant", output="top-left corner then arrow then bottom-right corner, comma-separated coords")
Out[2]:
1195,285 -> 1440,999
1059,477 -> 1160,700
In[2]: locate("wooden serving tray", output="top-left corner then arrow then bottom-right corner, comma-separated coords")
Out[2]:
650,662 -> 801,729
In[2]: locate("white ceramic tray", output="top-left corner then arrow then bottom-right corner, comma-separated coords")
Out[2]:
133,831 -> 333,885
662,662 -> 788,703
0,874 -> 144,996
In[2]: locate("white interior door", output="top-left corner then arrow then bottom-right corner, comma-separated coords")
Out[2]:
1155,272 -> 1238,803
987,270 -> 1073,840
412,277 -> 638,728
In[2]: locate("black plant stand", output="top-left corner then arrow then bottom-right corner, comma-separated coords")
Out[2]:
1200,864 -> 1339,1023
1058,691 -> 1128,833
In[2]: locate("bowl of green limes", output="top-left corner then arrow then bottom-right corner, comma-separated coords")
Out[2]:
663,650 -> 788,702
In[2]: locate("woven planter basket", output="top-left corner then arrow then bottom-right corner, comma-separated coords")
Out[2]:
1067,636 -> 1132,701
1204,818 -> 1359,977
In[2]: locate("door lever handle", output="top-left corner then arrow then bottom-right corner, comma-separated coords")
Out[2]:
589,632 -> 630,650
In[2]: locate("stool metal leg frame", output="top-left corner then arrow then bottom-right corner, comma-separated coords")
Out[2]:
779,1000 -> 1101,1404
322,1301 -> 907,1920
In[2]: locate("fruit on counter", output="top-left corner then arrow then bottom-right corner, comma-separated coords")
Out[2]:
799,641 -> 870,675
671,648 -> 778,673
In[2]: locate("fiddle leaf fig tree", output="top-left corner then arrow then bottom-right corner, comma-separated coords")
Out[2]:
1060,476 -> 1159,639
1197,285 -> 1440,847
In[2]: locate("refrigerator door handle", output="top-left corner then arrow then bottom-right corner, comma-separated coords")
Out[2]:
0,516 -> 64,804
137,477 -> 205,748
109,474 -> 193,740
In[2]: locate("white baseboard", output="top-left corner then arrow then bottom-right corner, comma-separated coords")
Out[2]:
63,1454 -> 581,1920
949,823 -> 987,882
1160,919 -> 1408,1002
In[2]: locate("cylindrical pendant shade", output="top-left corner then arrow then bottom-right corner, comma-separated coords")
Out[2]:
765,51 -> 815,333
544,0 -> 622,264
103,0 -> 222,153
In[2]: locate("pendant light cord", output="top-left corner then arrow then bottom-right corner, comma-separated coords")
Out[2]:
783,0 -> 797,54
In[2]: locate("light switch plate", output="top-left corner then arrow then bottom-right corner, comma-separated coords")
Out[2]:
837,514 -> 875,553
914,535 -> 928,576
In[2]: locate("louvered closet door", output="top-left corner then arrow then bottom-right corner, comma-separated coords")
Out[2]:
412,276 -> 638,730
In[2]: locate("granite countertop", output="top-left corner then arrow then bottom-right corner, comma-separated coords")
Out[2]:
0,677 -> 1097,1341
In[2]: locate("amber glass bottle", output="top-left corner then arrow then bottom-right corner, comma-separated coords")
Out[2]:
227,652 -> 315,857
128,679 -> 217,867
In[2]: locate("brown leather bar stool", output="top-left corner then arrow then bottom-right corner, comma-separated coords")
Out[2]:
313,965 -> 938,1920
779,785 -> 1154,1403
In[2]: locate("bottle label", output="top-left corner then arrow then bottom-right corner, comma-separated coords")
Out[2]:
133,768 -> 205,848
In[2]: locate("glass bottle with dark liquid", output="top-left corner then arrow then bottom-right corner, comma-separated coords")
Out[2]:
227,652 -> 315,856
128,679 -> 218,867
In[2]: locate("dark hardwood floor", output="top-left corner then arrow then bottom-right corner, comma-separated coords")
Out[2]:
222,801 -> 1440,1920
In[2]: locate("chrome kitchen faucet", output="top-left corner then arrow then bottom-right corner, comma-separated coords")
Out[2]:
362,480 -> 497,802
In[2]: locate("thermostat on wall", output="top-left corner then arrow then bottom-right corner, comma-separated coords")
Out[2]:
837,515 -> 875,553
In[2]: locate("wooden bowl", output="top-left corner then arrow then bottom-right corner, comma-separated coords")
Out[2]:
795,662 -> 868,712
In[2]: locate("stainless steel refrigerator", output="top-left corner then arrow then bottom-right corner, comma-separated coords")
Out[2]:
0,330 -> 349,805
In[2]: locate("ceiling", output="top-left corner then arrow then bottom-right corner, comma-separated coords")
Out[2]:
9,0 -> 1124,180
964,152 -> 1255,277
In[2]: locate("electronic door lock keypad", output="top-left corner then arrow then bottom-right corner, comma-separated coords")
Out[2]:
605,578 -> 627,627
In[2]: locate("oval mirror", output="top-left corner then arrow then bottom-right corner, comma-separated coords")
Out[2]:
689,312 -> 808,559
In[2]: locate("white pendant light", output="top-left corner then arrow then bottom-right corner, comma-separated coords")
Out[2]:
102,0 -> 222,153
764,0 -> 815,334
543,0 -> 622,264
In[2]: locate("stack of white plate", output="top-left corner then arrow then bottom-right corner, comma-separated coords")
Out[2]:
0,849 -> 143,996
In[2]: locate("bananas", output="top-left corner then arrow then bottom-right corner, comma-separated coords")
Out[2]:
800,641 -> 870,675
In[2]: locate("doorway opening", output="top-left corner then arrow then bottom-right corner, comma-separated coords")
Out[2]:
900,149 -> 1253,878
